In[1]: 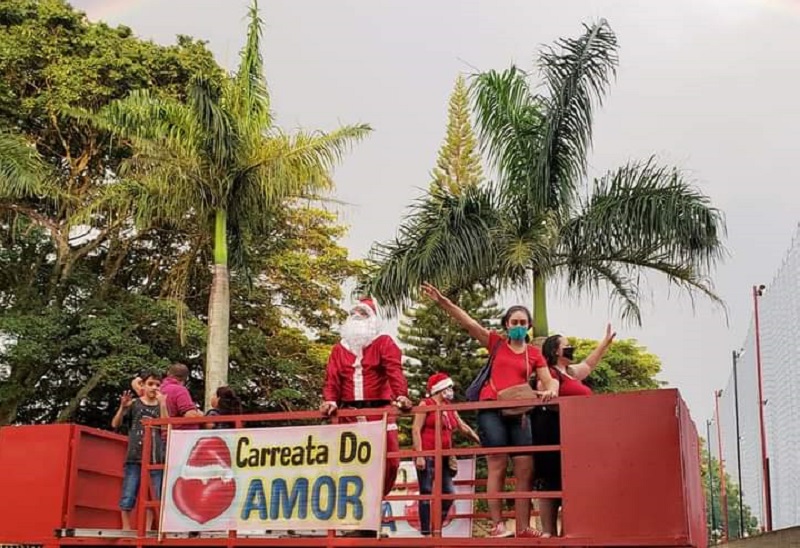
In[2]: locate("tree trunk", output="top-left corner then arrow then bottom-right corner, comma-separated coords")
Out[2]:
0,398 -> 20,426
56,368 -> 106,423
532,272 -> 549,338
205,209 -> 230,410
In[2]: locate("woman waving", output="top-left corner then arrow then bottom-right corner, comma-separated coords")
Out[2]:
421,283 -> 558,538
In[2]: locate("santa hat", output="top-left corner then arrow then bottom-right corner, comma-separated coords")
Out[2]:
427,372 -> 454,396
352,297 -> 378,317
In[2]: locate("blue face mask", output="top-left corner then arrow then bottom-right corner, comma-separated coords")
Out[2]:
507,326 -> 528,341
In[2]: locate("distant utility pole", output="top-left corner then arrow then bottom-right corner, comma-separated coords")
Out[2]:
706,420 -> 717,539
732,350 -> 745,538
714,390 -> 729,542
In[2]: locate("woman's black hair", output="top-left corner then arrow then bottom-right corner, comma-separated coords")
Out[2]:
500,305 -> 533,329
500,305 -> 534,342
216,386 -> 243,416
542,334 -> 563,366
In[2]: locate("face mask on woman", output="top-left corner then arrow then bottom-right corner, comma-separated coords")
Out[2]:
561,346 -> 576,361
507,325 -> 528,341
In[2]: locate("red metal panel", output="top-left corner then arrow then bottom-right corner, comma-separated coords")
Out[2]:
67,426 -> 128,529
0,424 -> 75,542
678,396 -> 708,548
560,389 -> 690,544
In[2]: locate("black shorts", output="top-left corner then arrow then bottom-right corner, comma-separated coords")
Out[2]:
531,406 -> 561,491
477,409 -> 532,449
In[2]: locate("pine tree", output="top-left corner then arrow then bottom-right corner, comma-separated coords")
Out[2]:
430,74 -> 483,195
399,75 -> 499,400
400,287 -> 500,400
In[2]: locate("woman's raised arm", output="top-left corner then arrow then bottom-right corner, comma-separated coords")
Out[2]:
421,282 -> 490,347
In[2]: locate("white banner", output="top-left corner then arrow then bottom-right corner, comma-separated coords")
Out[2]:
160,421 -> 387,532
381,459 -> 475,537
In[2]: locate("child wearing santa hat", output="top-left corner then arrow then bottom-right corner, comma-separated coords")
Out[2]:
411,372 -> 480,536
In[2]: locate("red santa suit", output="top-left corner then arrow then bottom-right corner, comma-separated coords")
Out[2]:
323,300 -> 408,497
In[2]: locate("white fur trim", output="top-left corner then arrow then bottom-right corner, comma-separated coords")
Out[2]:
178,464 -> 235,482
352,352 -> 364,401
351,303 -> 376,318
430,377 -> 454,395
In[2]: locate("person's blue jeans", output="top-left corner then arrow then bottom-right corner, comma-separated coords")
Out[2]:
415,457 -> 455,536
119,463 -> 163,511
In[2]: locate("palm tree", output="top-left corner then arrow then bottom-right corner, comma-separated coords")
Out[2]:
366,20 -> 724,336
86,1 -> 370,406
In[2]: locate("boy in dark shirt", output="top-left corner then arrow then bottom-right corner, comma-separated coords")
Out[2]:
112,370 -> 168,530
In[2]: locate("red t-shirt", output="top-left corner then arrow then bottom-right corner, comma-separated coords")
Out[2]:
479,331 -> 546,401
551,367 -> 593,397
420,397 -> 457,450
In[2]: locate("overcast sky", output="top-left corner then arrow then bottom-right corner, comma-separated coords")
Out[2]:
72,0 -> 800,423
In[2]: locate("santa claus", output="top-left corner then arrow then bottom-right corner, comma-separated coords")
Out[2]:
320,298 -> 411,500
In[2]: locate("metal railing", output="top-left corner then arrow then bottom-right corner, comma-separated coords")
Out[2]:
137,397 -> 563,546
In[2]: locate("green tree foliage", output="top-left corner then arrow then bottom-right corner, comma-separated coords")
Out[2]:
571,336 -> 663,393
700,442 -> 760,542
0,221 -> 208,427
221,206 -> 362,412
88,0 -> 369,407
430,75 -> 483,196
366,21 -> 725,337
0,0 -> 221,284
0,0 -> 221,425
399,287 -> 500,400
0,0 -> 361,426
396,75 -> 501,400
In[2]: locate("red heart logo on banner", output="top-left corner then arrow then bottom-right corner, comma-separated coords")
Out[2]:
172,437 -> 236,524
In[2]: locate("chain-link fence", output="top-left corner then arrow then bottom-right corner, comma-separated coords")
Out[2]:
711,224 -> 800,531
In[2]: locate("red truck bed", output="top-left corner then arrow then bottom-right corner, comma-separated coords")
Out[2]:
0,389 -> 707,548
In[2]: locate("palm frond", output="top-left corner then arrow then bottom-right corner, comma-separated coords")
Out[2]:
233,0 -> 272,127
0,132 -> 54,201
242,124 -> 371,207
493,208 -> 558,281
563,250 -> 723,325
556,157 -> 726,322
562,258 -> 643,324
188,77 -> 237,168
366,184 -> 500,315
536,20 -> 618,213
562,157 -> 726,268
92,90 -> 201,154
469,68 -> 544,216
75,87 -> 226,227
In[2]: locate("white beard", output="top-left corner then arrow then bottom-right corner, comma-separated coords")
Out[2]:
340,316 -> 379,352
